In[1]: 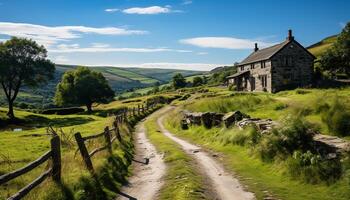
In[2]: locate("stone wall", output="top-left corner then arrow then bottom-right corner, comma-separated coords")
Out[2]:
271,40 -> 314,92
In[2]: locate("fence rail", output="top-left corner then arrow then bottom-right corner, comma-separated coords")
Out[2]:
0,135 -> 61,200
0,101 -> 160,199
74,102 -> 158,174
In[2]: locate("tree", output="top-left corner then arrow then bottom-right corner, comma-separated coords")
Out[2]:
192,76 -> 204,87
0,37 -> 55,120
320,22 -> 350,77
172,73 -> 187,89
55,67 -> 115,112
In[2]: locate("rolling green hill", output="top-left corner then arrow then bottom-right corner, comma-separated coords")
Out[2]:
307,35 -> 337,59
0,65 -> 203,108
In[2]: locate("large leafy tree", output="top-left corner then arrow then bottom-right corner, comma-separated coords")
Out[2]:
172,73 -> 187,89
192,76 -> 204,87
320,22 -> 350,77
55,67 -> 115,112
0,37 -> 55,120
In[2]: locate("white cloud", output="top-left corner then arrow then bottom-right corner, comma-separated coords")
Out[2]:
182,0 -> 193,5
197,52 -> 208,55
49,46 -> 192,53
52,55 -> 69,63
123,6 -> 172,15
105,8 -> 119,13
180,37 -> 276,49
91,43 -> 110,48
0,22 -> 148,47
56,43 -> 80,49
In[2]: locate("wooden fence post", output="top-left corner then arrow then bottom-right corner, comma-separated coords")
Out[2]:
50,135 -> 61,182
123,109 -> 127,120
104,126 -> 112,153
142,104 -> 145,114
113,121 -> 122,142
137,105 -> 140,115
74,132 -> 94,172
133,107 -> 136,116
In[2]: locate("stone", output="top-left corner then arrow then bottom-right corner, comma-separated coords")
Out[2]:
223,111 -> 250,128
181,119 -> 189,130
201,112 -> 213,128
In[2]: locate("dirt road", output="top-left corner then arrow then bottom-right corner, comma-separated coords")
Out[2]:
117,122 -> 166,200
157,107 -> 255,200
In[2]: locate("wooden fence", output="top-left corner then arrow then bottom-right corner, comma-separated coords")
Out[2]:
0,135 -> 61,200
75,102 -> 158,173
0,102 -> 159,200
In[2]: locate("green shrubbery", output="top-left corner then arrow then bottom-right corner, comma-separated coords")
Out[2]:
287,151 -> 342,184
321,99 -> 350,136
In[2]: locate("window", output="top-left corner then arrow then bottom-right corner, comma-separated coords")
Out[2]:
261,61 -> 266,68
240,66 -> 244,71
283,56 -> 293,66
260,75 -> 267,88
251,63 -> 255,69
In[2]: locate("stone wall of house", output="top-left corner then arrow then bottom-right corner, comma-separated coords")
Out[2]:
248,60 -> 272,92
271,40 -> 314,92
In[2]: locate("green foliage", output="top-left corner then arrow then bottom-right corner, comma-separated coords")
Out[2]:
319,22 -> 350,77
0,37 -> 55,119
172,73 -> 187,89
192,76 -> 204,87
220,126 -> 260,146
256,116 -> 314,161
321,99 -> 350,136
287,151 -> 342,184
55,67 -> 115,112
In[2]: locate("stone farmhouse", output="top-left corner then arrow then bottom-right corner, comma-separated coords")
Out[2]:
226,30 -> 315,93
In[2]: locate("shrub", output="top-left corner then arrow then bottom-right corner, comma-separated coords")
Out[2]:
256,116 -> 315,161
322,99 -> 350,136
287,151 -> 342,184
228,84 -> 236,91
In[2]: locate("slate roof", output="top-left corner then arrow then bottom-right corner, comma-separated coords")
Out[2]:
226,70 -> 250,79
239,40 -> 290,65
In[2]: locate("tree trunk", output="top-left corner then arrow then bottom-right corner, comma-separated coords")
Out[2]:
86,103 -> 93,113
7,100 -> 15,120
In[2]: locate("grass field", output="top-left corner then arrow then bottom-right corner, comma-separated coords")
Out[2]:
164,113 -> 350,200
163,87 -> 350,199
307,35 -> 337,59
184,87 -> 350,138
0,95 -> 165,200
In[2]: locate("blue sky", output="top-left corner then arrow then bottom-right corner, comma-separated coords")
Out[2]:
0,0 -> 349,71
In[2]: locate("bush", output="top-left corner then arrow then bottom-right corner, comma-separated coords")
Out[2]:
256,116 -> 315,161
228,84 -> 236,91
41,107 -> 85,115
287,151 -> 342,184
322,99 -> 350,136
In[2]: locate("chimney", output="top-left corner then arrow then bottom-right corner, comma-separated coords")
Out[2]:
287,29 -> 294,41
254,43 -> 259,52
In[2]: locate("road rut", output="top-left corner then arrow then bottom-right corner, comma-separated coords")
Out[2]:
157,108 -> 255,200
117,122 -> 166,200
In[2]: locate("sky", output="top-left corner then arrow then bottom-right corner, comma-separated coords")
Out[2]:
0,0 -> 349,71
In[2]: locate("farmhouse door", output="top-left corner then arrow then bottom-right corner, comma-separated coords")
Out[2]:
250,77 -> 255,91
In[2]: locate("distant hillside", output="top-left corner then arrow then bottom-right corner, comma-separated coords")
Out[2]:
0,65 -> 203,108
307,35 -> 337,59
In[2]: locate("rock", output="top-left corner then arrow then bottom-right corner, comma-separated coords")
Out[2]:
313,134 -> 350,155
223,111 -> 250,128
181,119 -> 189,130
201,112 -> 214,128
